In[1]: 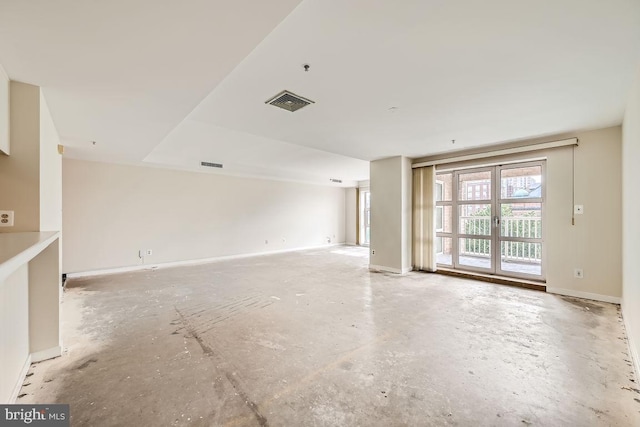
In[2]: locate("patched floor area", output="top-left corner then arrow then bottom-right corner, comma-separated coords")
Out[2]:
19,246 -> 640,426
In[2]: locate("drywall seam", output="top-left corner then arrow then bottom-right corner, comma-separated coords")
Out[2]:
546,287 -> 621,304
66,242 -> 345,278
9,354 -> 31,404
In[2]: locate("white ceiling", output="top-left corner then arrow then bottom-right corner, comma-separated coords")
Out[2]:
1,0 -> 639,186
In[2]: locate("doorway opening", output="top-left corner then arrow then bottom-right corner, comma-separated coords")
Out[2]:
435,161 -> 545,280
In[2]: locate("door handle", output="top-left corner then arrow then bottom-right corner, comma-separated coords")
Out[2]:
493,215 -> 500,227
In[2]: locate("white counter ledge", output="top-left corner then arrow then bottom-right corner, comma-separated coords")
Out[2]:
0,231 -> 60,283
0,231 -> 62,403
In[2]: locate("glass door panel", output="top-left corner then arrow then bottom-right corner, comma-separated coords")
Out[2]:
436,205 -> 453,233
500,242 -> 542,276
436,236 -> 453,266
459,238 -> 492,270
499,165 -> 543,199
459,204 -> 492,236
497,163 -> 544,279
435,174 -> 454,266
458,170 -> 492,201
453,168 -> 495,273
500,203 -> 542,239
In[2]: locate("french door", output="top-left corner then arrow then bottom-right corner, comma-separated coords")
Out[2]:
435,161 -> 544,280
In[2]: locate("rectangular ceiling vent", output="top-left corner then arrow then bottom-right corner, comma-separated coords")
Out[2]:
201,161 -> 223,168
265,90 -> 314,112
330,178 -> 342,183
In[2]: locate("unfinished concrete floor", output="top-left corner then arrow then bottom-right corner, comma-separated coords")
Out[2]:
19,246 -> 640,426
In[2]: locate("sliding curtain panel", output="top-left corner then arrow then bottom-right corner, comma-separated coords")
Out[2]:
412,166 -> 437,272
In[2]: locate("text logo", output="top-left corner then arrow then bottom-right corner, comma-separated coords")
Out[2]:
1,405 -> 69,426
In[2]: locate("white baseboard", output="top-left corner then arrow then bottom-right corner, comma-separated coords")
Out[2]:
546,287 -> 621,304
621,301 -> 640,382
31,345 -> 62,363
66,243 -> 345,279
9,354 -> 31,403
369,264 -> 413,275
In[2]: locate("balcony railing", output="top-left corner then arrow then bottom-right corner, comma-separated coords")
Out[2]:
459,216 -> 541,264
502,216 -> 541,239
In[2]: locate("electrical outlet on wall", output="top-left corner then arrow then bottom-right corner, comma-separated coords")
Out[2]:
574,268 -> 584,279
371,249 -> 375,255
0,210 -> 14,227
146,249 -> 153,256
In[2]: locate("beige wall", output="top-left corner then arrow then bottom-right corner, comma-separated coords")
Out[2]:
0,82 -> 41,231
418,126 -> 622,299
0,82 -> 62,233
62,159 -> 346,273
548,128 -> 621,299
29,239 -> 61,356
622,67 -> 640,374
0,64 -> 8,154
370,156 -> 412,273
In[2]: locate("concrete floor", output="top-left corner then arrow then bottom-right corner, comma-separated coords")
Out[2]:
19,246 -> 640,426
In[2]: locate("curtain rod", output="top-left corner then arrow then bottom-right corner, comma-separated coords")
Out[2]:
412,137 -> 578,168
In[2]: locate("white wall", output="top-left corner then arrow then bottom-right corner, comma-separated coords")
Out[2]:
369,156 -> 412,273
62,159 -> 346,273
622,66 -> 640,375
345,188 -> 357,245
0,264 -> 29,402
0,64 -> 9,155
39,91 -> 62,232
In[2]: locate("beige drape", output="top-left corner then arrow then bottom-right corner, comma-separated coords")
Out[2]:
412,166 -> 436,272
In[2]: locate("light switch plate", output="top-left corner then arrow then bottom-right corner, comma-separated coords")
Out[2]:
0,210 -> 14,226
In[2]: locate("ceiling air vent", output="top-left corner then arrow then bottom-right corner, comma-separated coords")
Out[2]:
201,161 -> 223,168
265,90 -> 314,112
330,178 -> 342,183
